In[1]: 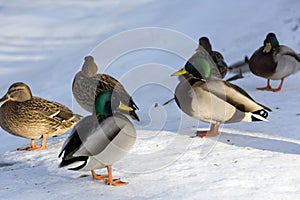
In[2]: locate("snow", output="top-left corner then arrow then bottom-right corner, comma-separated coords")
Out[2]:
0,0 -> 300,199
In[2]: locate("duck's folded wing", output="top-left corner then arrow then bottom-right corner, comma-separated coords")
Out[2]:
33,98 -> 75,121
278,46 -> 300,62
202,80 -> 271,112
73,115 -> 123,157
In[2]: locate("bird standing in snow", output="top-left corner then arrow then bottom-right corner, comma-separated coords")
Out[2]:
0,82 -> 78,150
171,48 -> 271,138
59,91 -> 136,186
249,32 -> 300,92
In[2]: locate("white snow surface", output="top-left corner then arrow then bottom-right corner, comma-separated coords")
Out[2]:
0,0 -> 300,199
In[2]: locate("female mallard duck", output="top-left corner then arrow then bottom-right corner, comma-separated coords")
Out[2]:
0,82 -> 79,150
196,36 -> 228,79
171,59 -> 271,137
249,32 -> 300,92
59,91 -> 136,186
72,56 -> 139,121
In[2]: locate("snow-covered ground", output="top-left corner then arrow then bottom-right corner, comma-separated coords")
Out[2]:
0,0 -> 300,199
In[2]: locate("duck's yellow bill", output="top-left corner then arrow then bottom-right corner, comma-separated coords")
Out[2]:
118,101 -> 133,111
263,42 -> 272,53
171,68 -> 187,76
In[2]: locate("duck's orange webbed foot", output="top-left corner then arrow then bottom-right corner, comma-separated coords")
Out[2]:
17,137 -> 46,151
195,122 -> 220,138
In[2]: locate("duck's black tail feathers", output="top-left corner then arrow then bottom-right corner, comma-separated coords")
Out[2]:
251,109 -> 269,121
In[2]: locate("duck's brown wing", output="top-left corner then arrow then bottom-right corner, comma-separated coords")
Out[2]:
31,97 -> 76,121
211,51 -> 228,78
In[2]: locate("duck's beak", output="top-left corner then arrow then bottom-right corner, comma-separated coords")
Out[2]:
118,101 -> 133,111
0,94 -> 8,104
263,42 -> 272,53
171,68 -> 188,76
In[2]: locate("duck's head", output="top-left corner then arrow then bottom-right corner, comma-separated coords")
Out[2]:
0,82 -> 32,104
171,57 -> 212,79
82,56 -> 98,77
197,37 -> 212,53
94,91 -> 133,116
263,32 -> 279,53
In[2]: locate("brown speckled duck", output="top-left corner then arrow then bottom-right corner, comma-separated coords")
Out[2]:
249,32 -> 300,92
72,56 -> 139,121
0,82 -> 79,150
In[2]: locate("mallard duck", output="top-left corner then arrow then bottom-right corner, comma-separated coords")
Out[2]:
196,37 -> 228,78
171,59 -> 271,137
59,91 -> 136,186
72,56 -> 139,121
249,32 -> 300,92
0,82 -> 79,150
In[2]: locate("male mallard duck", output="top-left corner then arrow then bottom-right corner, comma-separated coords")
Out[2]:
0,82 -> 79,150
59,91 -> 136,186
249,32 -> 300,92
171,59 -> 271,137
196,37 -> 228,78
72,56 -> 139,121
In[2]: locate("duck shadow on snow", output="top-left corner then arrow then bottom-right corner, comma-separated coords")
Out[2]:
217,131 -> 300,155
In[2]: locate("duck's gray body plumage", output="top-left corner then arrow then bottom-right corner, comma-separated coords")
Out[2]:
59,113 -> 136,171
174,77 -> 270,124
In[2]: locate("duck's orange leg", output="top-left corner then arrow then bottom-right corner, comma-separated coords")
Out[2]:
257,78 -> 284,92
196,121 -> 221,138
105,166 -> 128,186
91,170 -> 108,180
91,166 -> 128,186
17,134 -> 47,151
256,79 -> 273,91
270,78 -> 284,92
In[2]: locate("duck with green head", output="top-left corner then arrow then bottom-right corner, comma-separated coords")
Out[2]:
59,91 -> 136,186
249,32 -> 300,92
0,82 -> 79,151
172,57 -> 271,137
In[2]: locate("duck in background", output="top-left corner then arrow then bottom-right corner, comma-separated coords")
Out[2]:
196,36 -> 228,79
249,32 -> 300,92
171,50 -> 271,137
0,82 -> 79,150
72,56 -> 139,121
59,91 -> 136,186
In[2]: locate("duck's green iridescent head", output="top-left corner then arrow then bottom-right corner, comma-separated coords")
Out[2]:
171,57 -> 211,79
94,91 -> 133,115
263,32 -> 279,53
